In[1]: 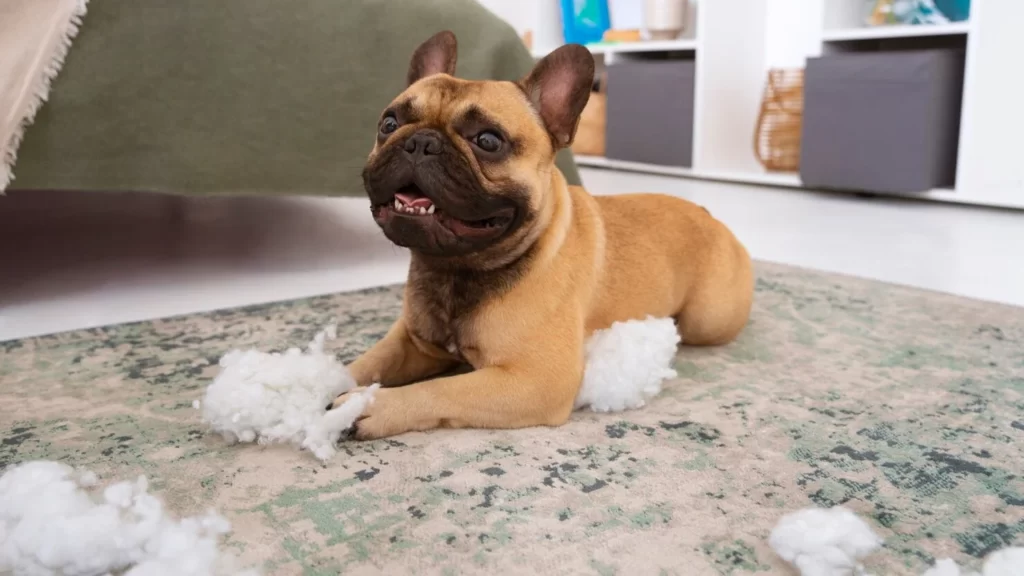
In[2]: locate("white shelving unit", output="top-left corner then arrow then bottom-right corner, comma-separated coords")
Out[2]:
822,21 -> 970,42
531,38 -> 698,59
574,156 -> 803,188
592,37 -> 699,54
480,0 -> 1024,210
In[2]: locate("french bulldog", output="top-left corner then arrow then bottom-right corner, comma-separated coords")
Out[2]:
331,31 -> 754,439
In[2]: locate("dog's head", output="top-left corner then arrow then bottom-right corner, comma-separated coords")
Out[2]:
362,31 -> 594,263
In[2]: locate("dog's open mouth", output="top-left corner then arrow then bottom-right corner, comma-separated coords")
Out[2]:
392,187 -> 436,215
374,185 -> 515,238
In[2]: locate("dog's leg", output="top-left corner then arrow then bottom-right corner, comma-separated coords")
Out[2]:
342,361 -> 582,439
342,318 -> 455,390
677,241 -> 754,346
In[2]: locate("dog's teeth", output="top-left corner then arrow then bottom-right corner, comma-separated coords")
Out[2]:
417,207 -> 426,215
427,205 -> 435,214
394,199 -> 402,209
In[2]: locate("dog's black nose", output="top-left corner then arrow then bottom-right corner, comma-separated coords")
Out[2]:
403,131 -> 443,157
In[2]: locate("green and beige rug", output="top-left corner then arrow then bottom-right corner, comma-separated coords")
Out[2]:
1,262 -> 1022,575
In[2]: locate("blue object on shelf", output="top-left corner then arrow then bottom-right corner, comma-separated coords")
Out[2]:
935,0 -> 970,21
560,0 -> 611,46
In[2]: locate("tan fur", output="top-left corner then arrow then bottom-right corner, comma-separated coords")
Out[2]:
333,37 -> 753,439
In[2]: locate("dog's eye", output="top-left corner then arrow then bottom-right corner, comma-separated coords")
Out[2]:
380,115 -> 399,135
474,131 -> 503,153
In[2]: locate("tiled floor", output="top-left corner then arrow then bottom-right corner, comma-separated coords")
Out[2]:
2,168 -> 1023,341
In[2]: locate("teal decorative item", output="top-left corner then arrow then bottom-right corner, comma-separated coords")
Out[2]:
935,0 -> 971,21
899,0 -> 951,24
560,0 -> 611,45
866,0 -> 953,26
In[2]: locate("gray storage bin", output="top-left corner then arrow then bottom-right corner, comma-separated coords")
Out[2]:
605,59 -> 695,167
800,49 -> 965,193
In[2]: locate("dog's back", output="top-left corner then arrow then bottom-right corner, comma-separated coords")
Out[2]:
583,189 -> 754,345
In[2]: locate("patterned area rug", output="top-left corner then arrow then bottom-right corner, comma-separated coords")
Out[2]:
2,262 -> 1023,575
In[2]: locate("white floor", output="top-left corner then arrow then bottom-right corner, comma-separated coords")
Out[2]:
2,168 -> 1023,341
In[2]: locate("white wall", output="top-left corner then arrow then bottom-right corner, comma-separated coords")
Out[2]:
475,0 -> 538,35
763,0 -> 822,68
475,0 -> 564,52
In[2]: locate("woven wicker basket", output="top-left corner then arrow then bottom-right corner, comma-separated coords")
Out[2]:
754,69 -> 805,172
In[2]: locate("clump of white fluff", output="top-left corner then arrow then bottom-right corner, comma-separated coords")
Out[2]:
771,507 -> 1024,576
0,461 -> 257,576
923,548 -> 1024,576
199,326 -> 377,462
575,316 -> 681,412
769,506 -> 883,576
975,548 -> 1024,576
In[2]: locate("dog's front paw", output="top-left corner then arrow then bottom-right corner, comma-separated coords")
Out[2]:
346,388 -> 438,440
329,386 -> 371,410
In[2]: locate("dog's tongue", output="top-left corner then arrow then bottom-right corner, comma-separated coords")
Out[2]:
395,193 -> 433,209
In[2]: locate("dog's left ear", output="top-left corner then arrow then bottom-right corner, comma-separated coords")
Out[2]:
521,44 -> 595,148
408,31 -> 458,86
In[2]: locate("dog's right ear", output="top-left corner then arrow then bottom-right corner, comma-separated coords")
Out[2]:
520,44 -> 596,149
408,31 -> 458,86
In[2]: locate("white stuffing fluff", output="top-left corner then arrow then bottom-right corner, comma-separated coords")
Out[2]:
771,507 -> 1024,576
976,548 -> 1024,576
575,316 -> 681,412
924,559 -> 968,576
199,326 -> 377,462
0,460 -> 256,576
922,548 -> 1024,576
770,506 -> 883,576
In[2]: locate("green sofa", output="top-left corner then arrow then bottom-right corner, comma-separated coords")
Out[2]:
11,0 -> 580,196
